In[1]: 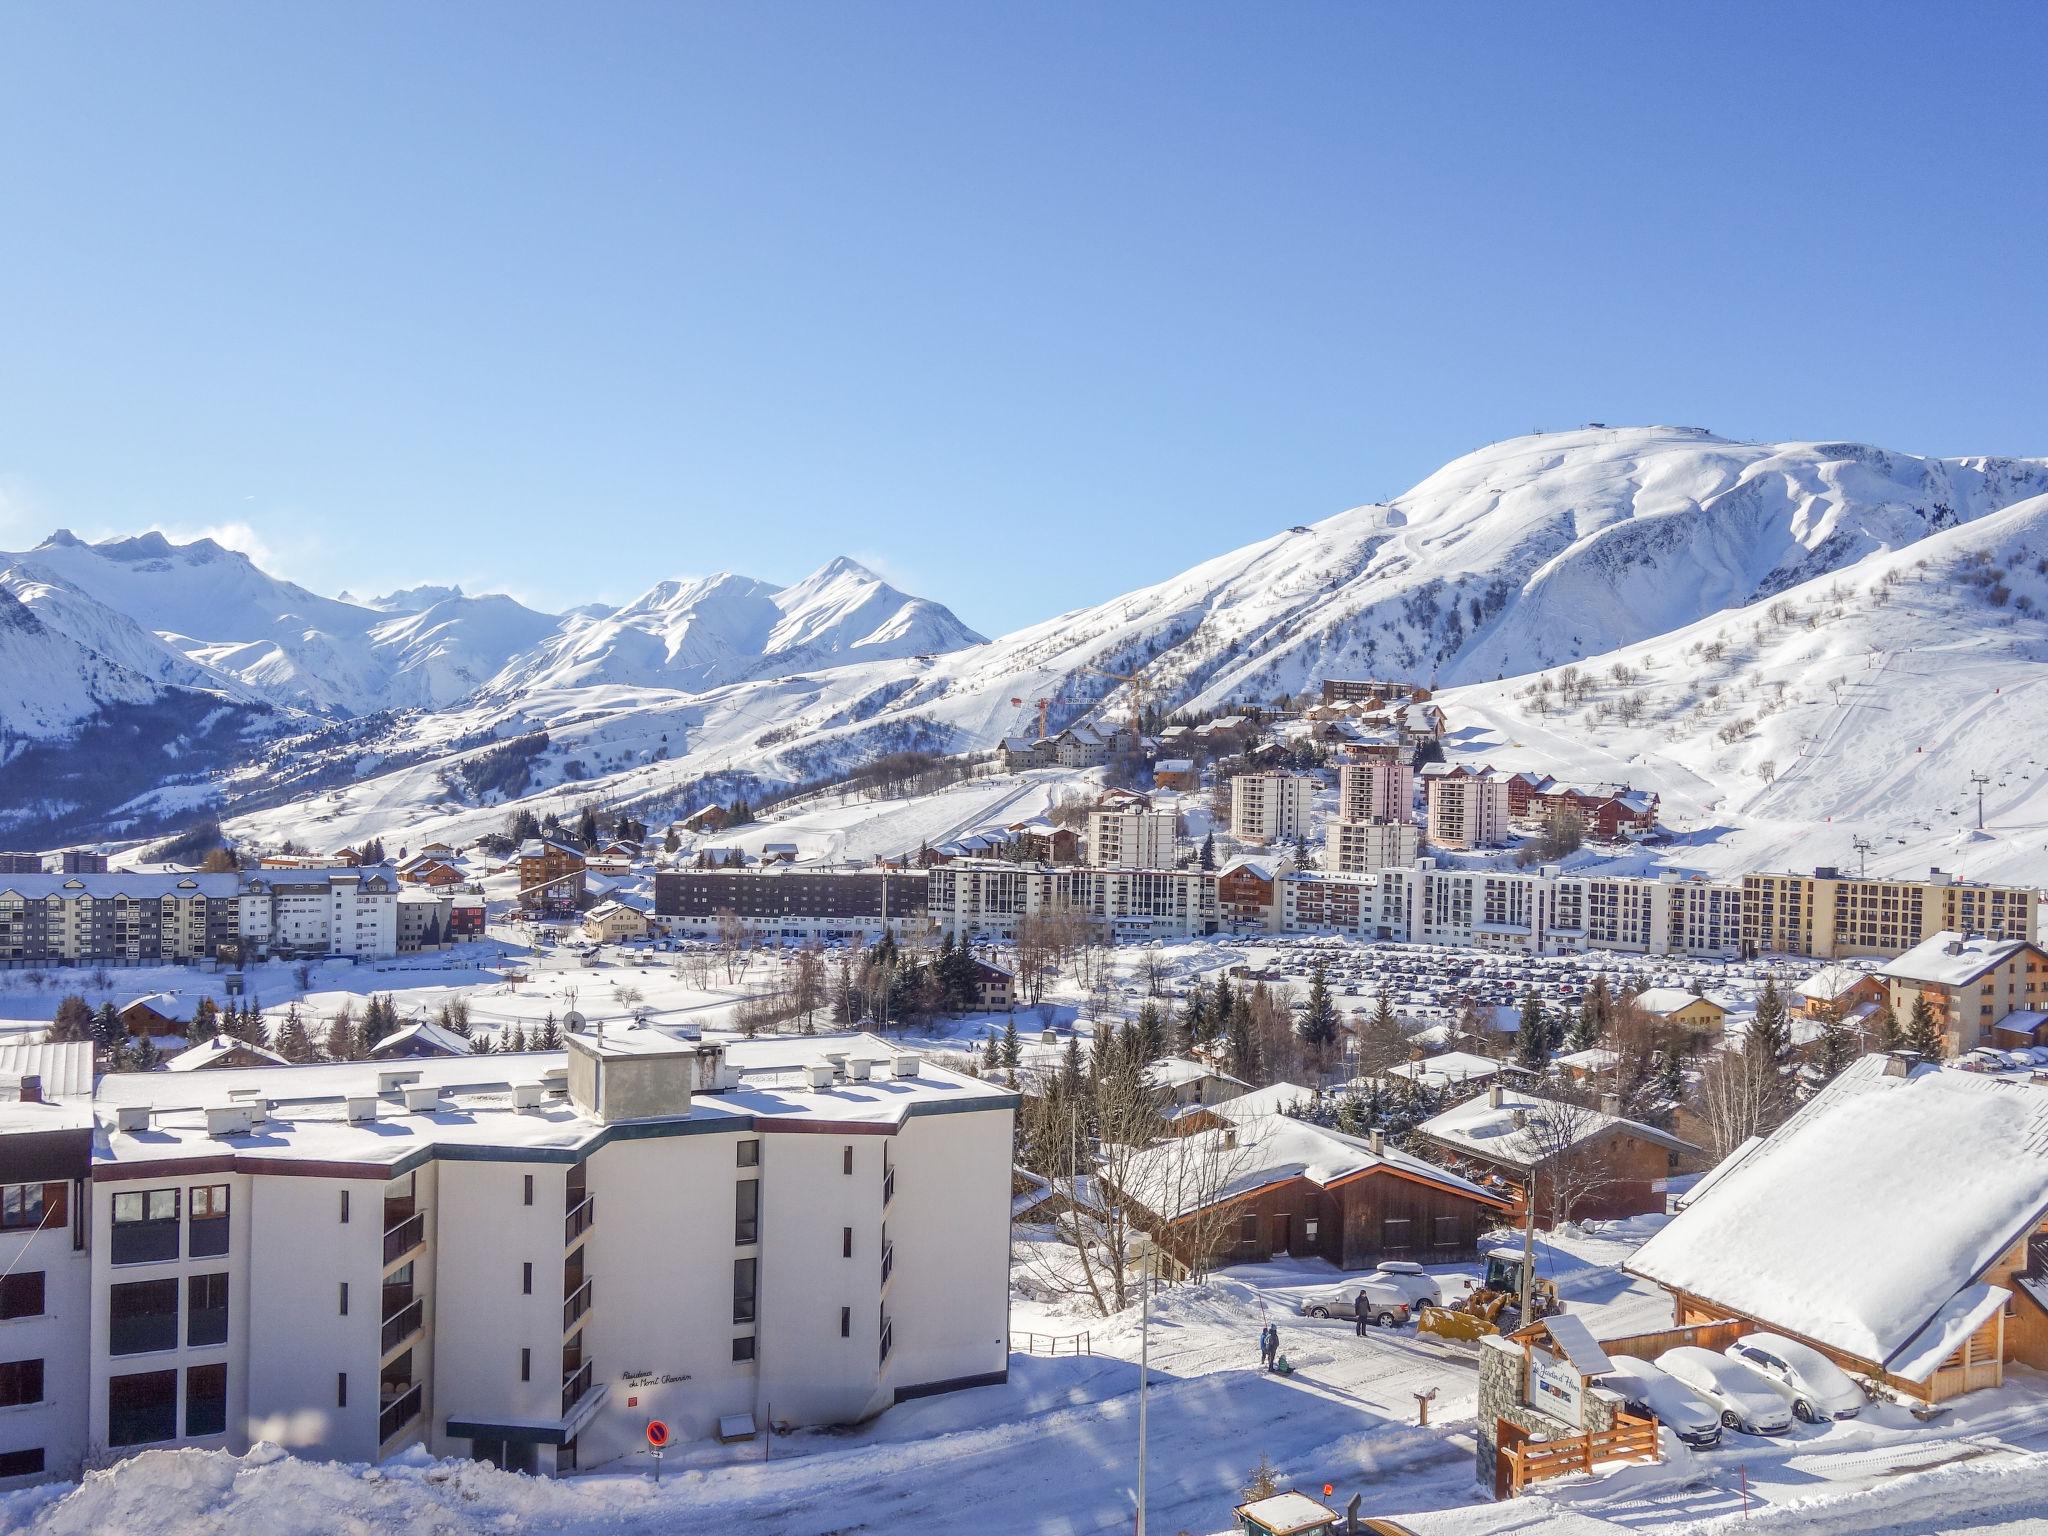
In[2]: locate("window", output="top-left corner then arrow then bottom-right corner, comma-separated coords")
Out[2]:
340,1190 -> 350,1224
339,1283 -> 349,1317
1432,1216 -> 1459,1249
734,1179 -> 758,1245
0,1272 -> 43,1321
108,1370 -> 177,1447
1382,1217 -> 1412,1250
0,1183 -> 62,1233
187,1273 -> 229,1347
523,1175 -> 534,1207
109,1279 -> 179,1356
184,1363 -> 227,1438
337,1373 -> 348,1409
737,1139 -> 759,1168
842,1227 -> 853,1259
187,1185 -> 229,1258
0,1448 -> 43,1478
0,1359 -> 42,1408
1238,1213 -> 1258,1248
111,1188 -> 180,1265
842,1146 -> 854,1176
520,1347 -> 531,1383
731,1335 -> 755,1363
839,1306 -> 850,1339
733,1258 -> 757,1325
522,1262 -> 533,1296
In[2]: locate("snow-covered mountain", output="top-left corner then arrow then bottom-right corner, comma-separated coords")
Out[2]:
479,557 -> 984,700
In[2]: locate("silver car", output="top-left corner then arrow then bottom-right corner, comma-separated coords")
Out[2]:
1724,1334 -> 1864,1422
1297,1277 -> 1412,1327
1655,1346 -> 1792,1435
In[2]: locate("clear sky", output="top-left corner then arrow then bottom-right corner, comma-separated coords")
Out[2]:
2,3 -> 2043,636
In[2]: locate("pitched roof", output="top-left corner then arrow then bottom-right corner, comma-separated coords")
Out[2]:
0,1039 -> 93,1099
1419,1087 -> 1698,1166
1627,1055 -> 2048,1374
166,1035 -> 291,1072
1880,930 -> 2042,988
1631,986 -> 1725,1018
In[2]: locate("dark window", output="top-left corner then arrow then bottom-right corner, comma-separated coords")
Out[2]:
0,1183 -> 62,1232
523,1175 -> 534,1207
842,1227 -> 853,1259
337,1373 -> 348,1409
110,1188 -> 179,1265
109,1279 -> 179,1355
0,1272 -> 43,1320
0,1448 -> 43,1478
520,1347 -> 531,1383
187,1273 -> 229,1347
842,1146 -> 853,1176
734,1179 -> 758,1245
1432,1216 -> 1459,1248
731,1335 -> 755,1363
522,1262 -> 533,1296
108,1370 -> 177,1447
184,1362 -> 227,1438
188,1185 -> 229,1258
0,1359 -> 42,1408
1382,1217 -> 1412,1250
840,1306 -> 850,1339
737,1139 -> 759,1168
340,1190 -> 350,1224
339,1283 -> 349,1316
733,1258 -> 757,1325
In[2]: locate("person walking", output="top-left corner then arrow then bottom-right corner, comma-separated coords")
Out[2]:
1257,1322 -> 1276,1371
1354,1296 -> 1369,1337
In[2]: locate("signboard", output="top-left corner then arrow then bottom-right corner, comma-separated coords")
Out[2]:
645,1419 -> 671,1449
1530,1352 -> 1583,1428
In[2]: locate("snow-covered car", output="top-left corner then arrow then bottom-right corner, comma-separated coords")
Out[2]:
1724,1334 -> 1864,1422
1600,1357 -> 1721,1448
1654,1347 -> 1793,1435
1368,1261 -> 1444,1309
1297,1279 -> 1412,1326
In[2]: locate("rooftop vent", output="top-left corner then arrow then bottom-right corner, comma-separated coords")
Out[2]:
1487,1083 -> 1504,1108
513,1083 -> 545,1109
1510,1108 -> 1529,1130
206,1105 -> 255,1138
892,1054 -> 921,1079
377,1069 -> 422,1095
115,1105 -> 149,1134
848,1058 -> 873,1082
1368,1128 -> 1384,1156
402,1084 -> 442,1113
345,1096 -> 378,1123
805,1062 -> 835,1090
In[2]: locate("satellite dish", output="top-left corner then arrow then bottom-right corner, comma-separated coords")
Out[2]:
563,1010 -> 586,1031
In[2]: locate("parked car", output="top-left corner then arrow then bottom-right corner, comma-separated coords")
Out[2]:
1724,1334 -> 1864,1422
1600,1357 -> 1722,1448
1654,1347 -> 1793,1435
1297,1279 -> 1412,1327
1368,1261 -> 1444,1309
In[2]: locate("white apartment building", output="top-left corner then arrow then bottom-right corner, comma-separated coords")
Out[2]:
1422,767 -> 1510,850
926,863 -> 1218,941
1353,860 -> 1743,958
1324,818 -> 1420,875
1084,807 -> 1179,870
60,1030 -> 1013,1483
0,1085 -> 93,1489
236,868 -> 400,962
1229,773 -> 1315,844
1337,756 -> 1414,824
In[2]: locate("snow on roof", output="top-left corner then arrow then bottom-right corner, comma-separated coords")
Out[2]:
1153,758 -> 1193,773
1218,855 -> 1279,882
1628,1055 -> 2048,1371
368,1021 -> 472,1058
1118,1081 -> 1508,1220
1387,1051 -> 1526,1089
1796,962 -> 1883,1003
1237,1491 -> 1338,1534
1880,931 -> 2040,988
1889,1282 -> 2011,1385
1631,987 -> 1724,1017
121,991 -> 200,1022
1419,1087 -> 1697,1166
1531,1312 -> 1615,1377
0,1039 -> 93,1099
0,872 -> 239,900
1676,1135 -> 1763,1209
167,1035 -> 291,1071
1140,1056 -> 1243,1092
1553,1047 -> 1621,1072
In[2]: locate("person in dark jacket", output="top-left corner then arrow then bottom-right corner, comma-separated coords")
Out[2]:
1355,1294 -> 1370,1337
1258,1322 -> 1278,1370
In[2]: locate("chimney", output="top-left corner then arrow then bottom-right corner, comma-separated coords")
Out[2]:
1599,1093 -> 1620,1116
1511,1108 -> 1529,1130
1369,1128 -> 1384,1156
115,1105 -> 149,1134
1884,1050 -> 1920,1078
17,1075 -> 40,1105
1487,1083 -> 1504,1108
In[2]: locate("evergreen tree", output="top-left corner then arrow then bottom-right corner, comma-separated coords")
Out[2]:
536,1012 -> 562,1051
1565,976 -> 1609,1054
468,1031 -> 497,1055
1177,982 -> 1209,1055
1746,979 -> 1790,1063
274,1004 -> 316,1064
576,804 -> 601,849
1300,957 -> 1339,1058
48,994 -> 93,1043
1059,1035 -> 1084,1098
1903,993 -> 1945,1060
92,1002 -> 123,1057
1135,1001 -> 1166,1063
1513,989 -> 1550,1071
1655,1046 -> 1686,1104
1199,833 -> 1216,871
130,1034 -> 161,1072
363,994 -> 400,1049
1001,1016 -> 1021,1070
663,828 -> 680,855
1815,1004 -> 1857,1082
192,996 -> 221,1036
981,1030 -> 1000,1070
1356,990 -> 1407,1077
1226,1004 -> 1261,1084
323,1002 -> 357,1061
1872,1000 -> 1902,1053
506,1024 -> 529,1053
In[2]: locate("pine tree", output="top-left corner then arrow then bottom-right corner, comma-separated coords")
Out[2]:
48,994 -> 93,1043
1872,1000 -> 1902,1053
192,996 -> 221,1036
1300,957 -> 1339,1058
468,1031 -> 497,1055
1059,1035 -> 1084,1097
1746,979 -> 1790,1063
274,1005 -> 316,1064
1199,833 -> 1215,871
536,1013 -> 562,1050
1655,1046 -> 1686,1104
1001,1016 -> 1021,1070
507,1024 -> 529,1053
1135,1001 -> 1165,1063
1903,993 -> 1945,1060
1227,1005 -> 1261,1084
1815,1004 -> 1856,1082
323,1002 -> 357,1061
1177,983 -> 1209,1055
981,1030 -> 1000,1070
1357,990 -> 1406,1077
1514,989 -> 1550,1071
130,1034 -> 161,1072
92,1003 -> 122,1057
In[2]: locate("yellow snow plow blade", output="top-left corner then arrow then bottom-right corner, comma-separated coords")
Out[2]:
1416,1305 -> 1497,1342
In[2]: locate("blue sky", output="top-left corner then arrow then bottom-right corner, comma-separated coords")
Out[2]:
2,3 -> 2042,635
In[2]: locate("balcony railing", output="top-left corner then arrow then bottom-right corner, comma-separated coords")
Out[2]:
879,1318 -> 894,1366
563,1195 -> 595,1247
879,1240 -> 894,1290
562,1278 -> 593,1334
382,1211 -> 426,1266
379,1383 -> 423,1444
561,1358 -> 594,1417
381,1297 -> 424,1355
883,1163 -> 896,1207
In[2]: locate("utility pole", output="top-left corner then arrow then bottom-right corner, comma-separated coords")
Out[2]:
1136,1240 -> 1152,1536
1972,771 -> 1991,830
1518,1183 -> 1536,1329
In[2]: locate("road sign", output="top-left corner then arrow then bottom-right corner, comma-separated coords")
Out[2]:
645,1419 -> 670,1449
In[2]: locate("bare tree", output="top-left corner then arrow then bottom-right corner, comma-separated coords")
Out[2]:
1692,1046 -> 1782,1162
1519,1095 -> 1624,1228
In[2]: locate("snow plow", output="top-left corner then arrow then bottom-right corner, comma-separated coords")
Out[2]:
1416,1250 -> 1561,1342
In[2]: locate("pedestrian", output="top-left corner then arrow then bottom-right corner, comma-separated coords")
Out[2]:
1354,1297 -> 1368,1337
1261,1322 -> 1279,1371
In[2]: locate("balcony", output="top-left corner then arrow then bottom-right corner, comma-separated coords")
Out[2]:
883,1163 -> 895,1208
378,1383 -> 423,1445
879,1317 -> 894,1366
562,1278 -> 593,1334
110,1219 -> 180,1267
381,1297 -> 424,1356
563,1195 -> 595,1247
879,1240 -> 894,1290
382,1211 -> 426,1267
561,1358 -> 594,1417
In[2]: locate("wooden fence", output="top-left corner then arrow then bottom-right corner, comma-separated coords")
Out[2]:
1017,1331 -> 1093,1356
1504,1413 -> 1659,1496
1598,1319 -> 1747,1361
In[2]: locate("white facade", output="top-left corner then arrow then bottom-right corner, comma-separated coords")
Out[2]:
1229,773 -> 1315,844
237,869 -> 399,961
0,1101 -> 92,1487
1324,818 -> 1420,875
926,862 -> 1218,941
1084,807 -> 1179,870
1423,770 -> 1510,850
1337,757 -> 1413,823
1352,860 -> 1742,958
67,1031 -> 1014,1481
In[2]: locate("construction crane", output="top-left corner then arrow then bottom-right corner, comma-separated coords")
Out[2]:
1009,695 -> 1054,740
1081,663 -> 1150,740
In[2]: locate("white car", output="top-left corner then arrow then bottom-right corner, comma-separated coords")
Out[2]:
1654,1346 -> 1793,1435
1368,1261 -> 1444,1309
1297,1278 -> 1412,1327
1724,1334 -> 1864,1422
1601,1357 -> 1721,1448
